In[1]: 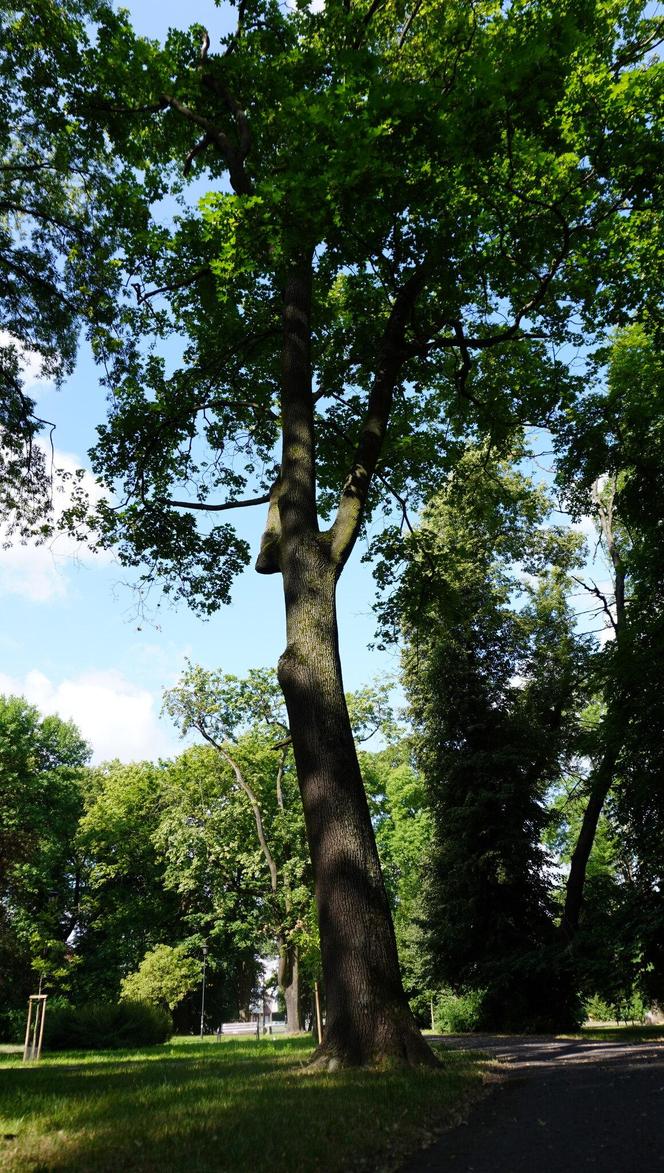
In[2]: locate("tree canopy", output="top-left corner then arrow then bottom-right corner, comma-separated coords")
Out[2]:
0,0 -> 133,538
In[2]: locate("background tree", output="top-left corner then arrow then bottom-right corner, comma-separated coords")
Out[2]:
553,323 -> 664,1010
163,667 -> 315,1031
67,0 -> 662,1064
390,445 -> 591,1029
0,696 -> 89,1017
362,741 -> 435,1024
73,761 -> 184,1005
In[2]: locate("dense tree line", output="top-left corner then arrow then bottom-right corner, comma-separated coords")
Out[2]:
382,327 -> 664,1029
1,676 -> 427,1039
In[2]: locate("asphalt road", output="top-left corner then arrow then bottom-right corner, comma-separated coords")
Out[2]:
399,1036 -> 664,1173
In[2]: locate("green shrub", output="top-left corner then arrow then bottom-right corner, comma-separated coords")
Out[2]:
43,1001 -> 172,1051
584,994 -> 615,1022
434,989 -> 485,1033
120,943 -> 202,1010
0,1008 -> 29,1044
584,991 -> 648,1025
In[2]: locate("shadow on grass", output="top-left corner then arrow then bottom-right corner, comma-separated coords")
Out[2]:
0,1039 -> 483,1173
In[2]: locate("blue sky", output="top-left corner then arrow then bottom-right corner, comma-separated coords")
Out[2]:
0,0 -> 401,763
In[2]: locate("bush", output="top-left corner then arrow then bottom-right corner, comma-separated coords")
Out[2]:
0,1008 -> 29,1045
120,943 -> 202,1010
584,991 -> 649,1025
584,994 -> 615,1022
434,989 -> 485,1033
43,1000 -> 172,1051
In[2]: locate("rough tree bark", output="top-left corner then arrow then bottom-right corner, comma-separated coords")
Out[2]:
278,938 -> 300,1033
257,259 -> 437,1068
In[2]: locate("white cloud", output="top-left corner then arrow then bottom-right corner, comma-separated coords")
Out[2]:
0,668 -> 179,764
0,331 -> 55,390
0,446 -> 112,602
571,514 -> 598,542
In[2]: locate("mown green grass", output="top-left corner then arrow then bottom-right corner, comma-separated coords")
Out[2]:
578,1024 -> 664,1043
0,1035 -> 488,1172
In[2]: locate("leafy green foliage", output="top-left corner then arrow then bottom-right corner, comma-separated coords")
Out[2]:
73,761 -> 184,1004
0,0 -> 133,539
553,325 -> 664,1010
362,742 -> 435,1021
0,695 -> 90,1008
434,989 -> 485,1035
43,1001 -> 172,1051
66,0 -> 663,610
120,944 -> 203,1011
397,444 -> 590,1029
162,667 -> 316,1022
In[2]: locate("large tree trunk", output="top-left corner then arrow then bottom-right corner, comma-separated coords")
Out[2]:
278,937 -> 301,1032
559,748 -> 617,943
257,257 -> 436,1067
277,545 -> 437,1068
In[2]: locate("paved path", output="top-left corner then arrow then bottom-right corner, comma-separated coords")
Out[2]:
399,1036 -> 664,1173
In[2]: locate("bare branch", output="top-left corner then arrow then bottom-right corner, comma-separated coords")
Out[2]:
571,574 -> 618,636
132,266 -> 211,303
158,491 -> 270,513
398,0 -> 424,48
319,404 -> 416,533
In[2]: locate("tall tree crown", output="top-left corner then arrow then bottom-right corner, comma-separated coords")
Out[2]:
69,0 -> 662,607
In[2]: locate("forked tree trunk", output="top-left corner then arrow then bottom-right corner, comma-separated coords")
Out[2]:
257,258 -> 436,1067
277,545 -> 437,1068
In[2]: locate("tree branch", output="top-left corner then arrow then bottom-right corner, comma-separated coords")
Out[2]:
158,491 -> 270,513
328,265 -> 427,569
255,474 -> 283,575
196,724 -> 279,893
161,94 -> 253,195
131,266 -> 211,303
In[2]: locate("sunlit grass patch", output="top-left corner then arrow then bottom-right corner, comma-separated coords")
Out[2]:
0,1035 -> 488,1172
577,1024 -> 664,1043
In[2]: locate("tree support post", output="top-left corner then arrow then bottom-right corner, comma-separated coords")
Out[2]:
23,995 -> 47,1062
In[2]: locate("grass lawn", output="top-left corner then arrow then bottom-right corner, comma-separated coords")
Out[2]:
577,1024 -> 664,1043
0,1035 -> 489,1172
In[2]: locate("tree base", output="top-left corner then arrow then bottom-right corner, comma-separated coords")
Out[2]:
307,1019 -> 441,1070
